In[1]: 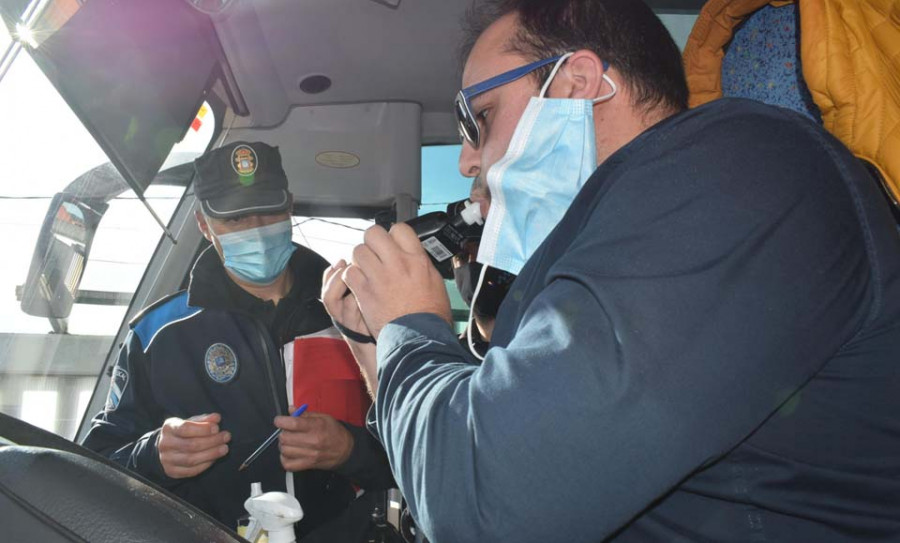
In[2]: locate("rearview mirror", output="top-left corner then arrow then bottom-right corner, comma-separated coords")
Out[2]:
20,194 -> 108,319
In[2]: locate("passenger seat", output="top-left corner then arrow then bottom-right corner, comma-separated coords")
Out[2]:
683,0 -> 900,224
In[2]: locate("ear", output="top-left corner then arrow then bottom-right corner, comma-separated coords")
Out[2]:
195,210 -> 213,242
552,49 -> 607,101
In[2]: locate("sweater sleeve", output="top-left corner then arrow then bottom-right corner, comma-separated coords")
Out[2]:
375,269 -> 864,541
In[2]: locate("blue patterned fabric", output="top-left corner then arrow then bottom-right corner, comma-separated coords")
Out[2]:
722,4 -> 820,121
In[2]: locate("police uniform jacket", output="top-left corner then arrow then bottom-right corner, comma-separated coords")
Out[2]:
82,243 -> 393,538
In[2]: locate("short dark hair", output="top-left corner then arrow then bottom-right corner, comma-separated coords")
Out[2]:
461,0 -> 688,114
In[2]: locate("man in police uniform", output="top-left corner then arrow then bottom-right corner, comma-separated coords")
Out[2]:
83,141 -> 393,540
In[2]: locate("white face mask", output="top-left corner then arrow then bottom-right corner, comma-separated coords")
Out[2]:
476,53 -> 616,275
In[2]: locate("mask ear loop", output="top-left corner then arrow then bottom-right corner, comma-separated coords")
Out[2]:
466,263 -> 490,361
593,73 -> 617,104
538,52 -> 618,104
539,52 -> 575,98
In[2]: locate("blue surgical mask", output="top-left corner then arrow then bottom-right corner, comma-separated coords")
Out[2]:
216,219 -> 296,285
476,53 -> 616,275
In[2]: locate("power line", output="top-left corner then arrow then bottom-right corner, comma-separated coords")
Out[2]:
293,217 -> 372,232
295,235 -> 360,246
294,225 -> 312,247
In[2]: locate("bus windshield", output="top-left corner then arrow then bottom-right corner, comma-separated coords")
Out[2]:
0,19 -> 216,439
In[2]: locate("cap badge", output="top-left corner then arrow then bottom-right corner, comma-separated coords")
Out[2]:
205,343 -> 238,383
231,144 -> 258,178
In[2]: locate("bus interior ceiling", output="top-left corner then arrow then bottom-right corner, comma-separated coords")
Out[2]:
202,0 -> 703,218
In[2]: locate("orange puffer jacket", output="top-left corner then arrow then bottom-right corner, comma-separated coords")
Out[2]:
683,0 -> 900,207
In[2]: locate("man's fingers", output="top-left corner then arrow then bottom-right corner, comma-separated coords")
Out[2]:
158,431 -> 229,479
351,242 -> 383,275
322,259 -> 347,287
322,260 -> 350,306
389,222 -> 426,254
274,411 -> 333,434
171,418 -> 221,438
275,414 -> 314,433
341,264 -> 368,294
276,413 -> 336,447
277,413 -> 353,472
165,442 -> 229,465
187,413 -> 221,425
279,432 -> 320,451
166,460 -> 216,479
362,224 -> 406,263
157,415 -> 230,479
160,431 -> 230,454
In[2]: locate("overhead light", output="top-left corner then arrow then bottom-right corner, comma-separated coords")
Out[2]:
316,151 -> 360,169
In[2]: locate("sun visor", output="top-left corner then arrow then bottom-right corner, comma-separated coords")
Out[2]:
0,0 -> 31,24
226,102 -> 422,216
1,0 -> 221,199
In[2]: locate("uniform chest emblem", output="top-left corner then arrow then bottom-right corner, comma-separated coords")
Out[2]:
205,343 -> 238,383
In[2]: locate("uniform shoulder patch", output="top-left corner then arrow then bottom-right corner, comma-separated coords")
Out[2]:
205,343 -> 239,383
105,366 -> 129,411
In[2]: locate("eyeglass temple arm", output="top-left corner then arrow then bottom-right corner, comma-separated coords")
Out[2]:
461,56 -> 610,100
460,55 -> 564,100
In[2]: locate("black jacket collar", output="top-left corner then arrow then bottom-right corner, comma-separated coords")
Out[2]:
187,244 -> 326,331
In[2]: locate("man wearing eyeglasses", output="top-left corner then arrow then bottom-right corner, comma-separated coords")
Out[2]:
323,0 -> 900,541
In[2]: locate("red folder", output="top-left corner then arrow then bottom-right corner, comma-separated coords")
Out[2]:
291,337 -> 370,427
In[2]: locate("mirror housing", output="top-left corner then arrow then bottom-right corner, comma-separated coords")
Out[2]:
20,194 -> 107,319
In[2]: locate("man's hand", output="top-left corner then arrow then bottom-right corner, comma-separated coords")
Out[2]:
276,411 -> 354,471
343,223 -> 452,339
322,259 -> 379,397
158,413 -> 230,479
322,259 -> 370,338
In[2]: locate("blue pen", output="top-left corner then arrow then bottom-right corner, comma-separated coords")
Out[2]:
238,404 -> 308,471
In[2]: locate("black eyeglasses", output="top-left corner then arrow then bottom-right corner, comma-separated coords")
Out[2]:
454,55 -> 564,149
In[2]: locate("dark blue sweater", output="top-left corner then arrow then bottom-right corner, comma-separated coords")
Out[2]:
374,99 -> 900,542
